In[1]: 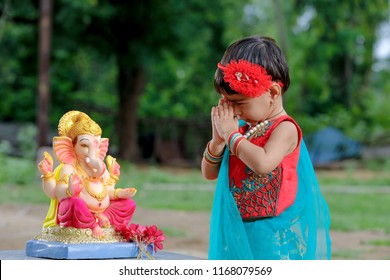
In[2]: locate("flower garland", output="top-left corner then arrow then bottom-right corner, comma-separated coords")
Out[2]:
218,59 -> 283,98
115,223 -> 165,259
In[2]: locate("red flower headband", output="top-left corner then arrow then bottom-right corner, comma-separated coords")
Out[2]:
217,59 -> 283,97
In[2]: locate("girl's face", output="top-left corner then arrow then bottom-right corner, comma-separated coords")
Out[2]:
223,92 -> 272,125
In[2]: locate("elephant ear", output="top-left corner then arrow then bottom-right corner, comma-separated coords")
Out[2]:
53,136 -> 76,164
98,138 -> 109,160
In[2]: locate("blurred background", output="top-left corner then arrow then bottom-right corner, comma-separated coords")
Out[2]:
0,0 -> 390,259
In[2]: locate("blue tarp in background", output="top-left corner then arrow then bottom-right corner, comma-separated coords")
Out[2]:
305,127 -> 362,166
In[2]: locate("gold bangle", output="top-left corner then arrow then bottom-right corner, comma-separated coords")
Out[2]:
234,137 -> 246,157
114,189 -> 120,199
203,141 -> 224,165
106,177 -> 117,186
66,187 -> 72,197
57,174 -> 70,185
203,154 -> 221,165
110,174 -> 119,182
41,172 -> 54,180
206,141 -> 223,159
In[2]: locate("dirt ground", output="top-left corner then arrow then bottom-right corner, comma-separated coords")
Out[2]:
0,203 -> 389,259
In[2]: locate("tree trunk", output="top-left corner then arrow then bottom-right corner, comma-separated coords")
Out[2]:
117,65 -> 145,161
273,0 -> 288,56
37,0 -> 52,147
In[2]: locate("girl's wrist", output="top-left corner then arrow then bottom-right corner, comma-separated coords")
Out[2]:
209,139 -> 225,155
224,129 -> 239,143
204,140 -> 224,166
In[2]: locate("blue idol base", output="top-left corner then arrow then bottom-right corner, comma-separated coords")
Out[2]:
25,239 -> 154,259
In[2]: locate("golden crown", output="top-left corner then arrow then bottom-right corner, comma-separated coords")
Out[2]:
58,110 -> 102,140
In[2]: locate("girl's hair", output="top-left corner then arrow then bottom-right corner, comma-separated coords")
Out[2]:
214,36 -> 290,95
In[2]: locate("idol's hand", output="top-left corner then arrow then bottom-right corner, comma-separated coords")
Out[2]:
38,152 -> 54,175
115,187 -> 137,199
214,99 -> 238,141
67,172 -> 83,197
106,155 -> 120,178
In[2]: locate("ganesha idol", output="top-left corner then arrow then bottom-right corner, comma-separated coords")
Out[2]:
26,111 -> 140,258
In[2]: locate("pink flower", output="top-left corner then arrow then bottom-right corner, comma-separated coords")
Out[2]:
115,224 -> 132,240
145,225 -> 166,252
115,223 -> 165,255
127,223 -> 146,240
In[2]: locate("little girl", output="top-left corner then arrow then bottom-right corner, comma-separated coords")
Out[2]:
201,35 -> 331,260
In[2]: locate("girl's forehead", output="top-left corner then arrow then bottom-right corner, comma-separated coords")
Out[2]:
222,93 -> 247,102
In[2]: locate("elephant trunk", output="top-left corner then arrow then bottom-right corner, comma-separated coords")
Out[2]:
85,155 -> 106,177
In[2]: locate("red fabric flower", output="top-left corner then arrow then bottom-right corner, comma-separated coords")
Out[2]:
218,59 -> 274,97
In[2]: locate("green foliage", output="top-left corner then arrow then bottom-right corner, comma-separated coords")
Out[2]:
0,141 -> 12,156
138,0 -> 245,119
0,155 -> 37,186
277,0 -> 390,143
0,4 -> 38,122
16,124 -> 37,160
1,0 -> 390,151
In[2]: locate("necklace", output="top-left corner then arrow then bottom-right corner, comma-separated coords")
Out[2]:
244,120 -> 271,139
267,108 -> 284,121
74,161 -> 102,181
244,109 -> 284,139
84,178 -> 107,201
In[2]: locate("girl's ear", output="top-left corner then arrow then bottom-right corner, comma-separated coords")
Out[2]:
269,83 -> 282,99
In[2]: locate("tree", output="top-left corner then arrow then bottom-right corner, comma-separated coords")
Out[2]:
243,0 -> 390,139
49,0 -> 245,161
290,0 -> 388,113
37,0 -> 52,147
0,0 -> 39,123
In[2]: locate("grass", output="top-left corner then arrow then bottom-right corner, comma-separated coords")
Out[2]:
367,239 -> 390,246
322,191 -> 390,233
136,189 -> 214,211
1,155 -> 390,234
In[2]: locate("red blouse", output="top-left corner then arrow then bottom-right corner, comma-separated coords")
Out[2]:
229,115 -> 302,221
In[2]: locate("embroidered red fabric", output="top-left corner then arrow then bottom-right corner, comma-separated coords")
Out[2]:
229,116 -> 302,221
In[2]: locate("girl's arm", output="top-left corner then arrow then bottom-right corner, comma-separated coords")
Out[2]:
201,139 -> 225,180
201,101 -> 229,180
214,98 -> 298,175
233,122 -> 298,174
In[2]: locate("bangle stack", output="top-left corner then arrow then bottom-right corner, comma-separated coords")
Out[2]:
228,130 -> 246,156
203,141 -> 223,165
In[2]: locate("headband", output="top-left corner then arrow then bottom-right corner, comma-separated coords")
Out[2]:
217,59 -> 283,97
